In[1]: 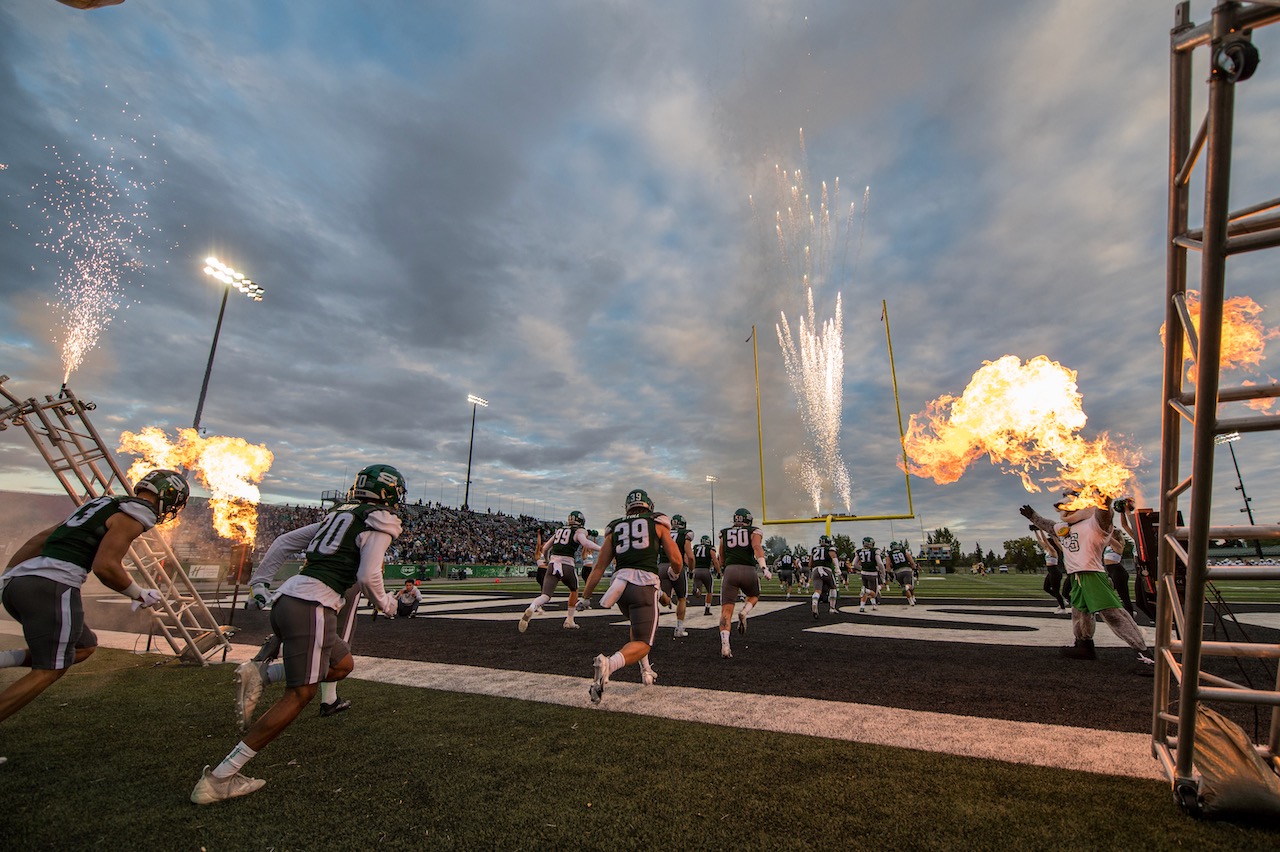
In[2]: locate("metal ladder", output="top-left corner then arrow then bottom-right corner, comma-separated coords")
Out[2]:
0,376 -> 231,665
1158,1 -> 1280,812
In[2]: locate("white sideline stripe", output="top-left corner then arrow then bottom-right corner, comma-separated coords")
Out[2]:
0,622 -> 1163,781
348,655 -> 1163,781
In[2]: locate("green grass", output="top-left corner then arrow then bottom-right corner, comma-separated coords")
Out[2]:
442,571 -> 1280,604
2,649 -> 1278,850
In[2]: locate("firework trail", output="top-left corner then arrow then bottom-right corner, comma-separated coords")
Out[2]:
757,136 -> 868,514
20,128 -> 162,382
777,288 -> 852,512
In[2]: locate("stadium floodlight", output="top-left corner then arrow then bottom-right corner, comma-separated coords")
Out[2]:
194,256 -> 265,433
706,475 -> 717,533
463,393 -> 489,510
1215,432 -> 1263,558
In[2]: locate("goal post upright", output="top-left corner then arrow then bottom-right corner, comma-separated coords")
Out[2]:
752,302 -> 916,532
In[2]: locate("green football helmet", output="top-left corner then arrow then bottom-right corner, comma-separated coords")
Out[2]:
733,508 -> 753,525
568,510 -> 586,527
625,488 -> 653,513
700,535 -> 711,545
819,534 -> 832,546
351,463 -> 406,506
862,536 -> 875,546
134,469 -> 190,523
671,514 -> 687,531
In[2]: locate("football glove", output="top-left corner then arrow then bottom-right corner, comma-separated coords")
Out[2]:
246,583 -> 270,610
130,587 -> 163,611
1019,505 -> 1036,519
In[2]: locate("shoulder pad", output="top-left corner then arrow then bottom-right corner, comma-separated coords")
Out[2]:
366,509 -> 404,538
118,497 -> 158,531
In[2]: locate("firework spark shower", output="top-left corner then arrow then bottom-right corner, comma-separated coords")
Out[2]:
756,139 -> 865,515
20,126 -> 163,382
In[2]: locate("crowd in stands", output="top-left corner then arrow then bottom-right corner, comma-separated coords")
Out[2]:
165,497 -> 553,568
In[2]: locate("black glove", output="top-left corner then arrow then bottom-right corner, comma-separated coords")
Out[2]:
1019,505 -> 1036,519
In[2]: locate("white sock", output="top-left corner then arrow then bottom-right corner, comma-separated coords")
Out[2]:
319,681 -> 338,704
742,601 -> 754,617
531,594 -> 551,611
0,649 -> 28,668
265,662 -> 285,684
212,742 -> 257,778
607,652 -> 626,674
812,594 -> 820,604
719,629 -> 730,646
676,619 -> 684,630
640,655 -> 653,673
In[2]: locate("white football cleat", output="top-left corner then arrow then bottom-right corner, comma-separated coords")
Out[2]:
191,765 -> 265,805
589,653 -> 609,704
234,660 -> 264,732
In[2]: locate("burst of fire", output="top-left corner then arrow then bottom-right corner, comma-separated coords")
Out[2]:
1161,290 -> 1280,384
901,355 -> 1140,508
119,427 -> 273,543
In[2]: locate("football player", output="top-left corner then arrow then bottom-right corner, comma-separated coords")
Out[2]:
809,535 -> 840,618
854,536 -> 883,612
776,549 -> 795,599
658,514 -> 696,637
192,464 -> 405,804
691,534 -> 720,616
581,489 -> 682,702
886,540 -> 919,606
717,508 -> 770,659
1032,526 -> 1069,612
0,470 -> 188,728
522,510 -> 600,631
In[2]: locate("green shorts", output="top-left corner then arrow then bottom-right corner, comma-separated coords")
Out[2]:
1068,571 -> 1124,613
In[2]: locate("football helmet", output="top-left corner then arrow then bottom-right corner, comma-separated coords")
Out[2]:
671,514 -> 687,531
819,534 -> 832,546
134,469 -> 190,523
351,463 -> 406,506
733,507 -> 753,526
568,510 -> 586,527
700,535 -> 711,545
862,536 -> 875,546
625,488 -> 653,513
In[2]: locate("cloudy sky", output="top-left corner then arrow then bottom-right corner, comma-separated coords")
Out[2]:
3,1 -> 1279,556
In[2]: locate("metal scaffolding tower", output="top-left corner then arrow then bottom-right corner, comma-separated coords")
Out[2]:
1158,0 -> 1280,812
0,376 -> 232,665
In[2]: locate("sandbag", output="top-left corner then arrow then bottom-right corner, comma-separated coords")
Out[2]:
1191,705 -> 1280,819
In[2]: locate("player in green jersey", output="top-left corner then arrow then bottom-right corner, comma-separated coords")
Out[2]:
0,470 -> 189,728
192,464 -> 405,805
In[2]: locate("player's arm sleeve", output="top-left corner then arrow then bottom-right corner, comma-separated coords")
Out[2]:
574,529 -> 601,553
584,534 -> 614,596
250,523 -> 322,588
356,530 -> 397,613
